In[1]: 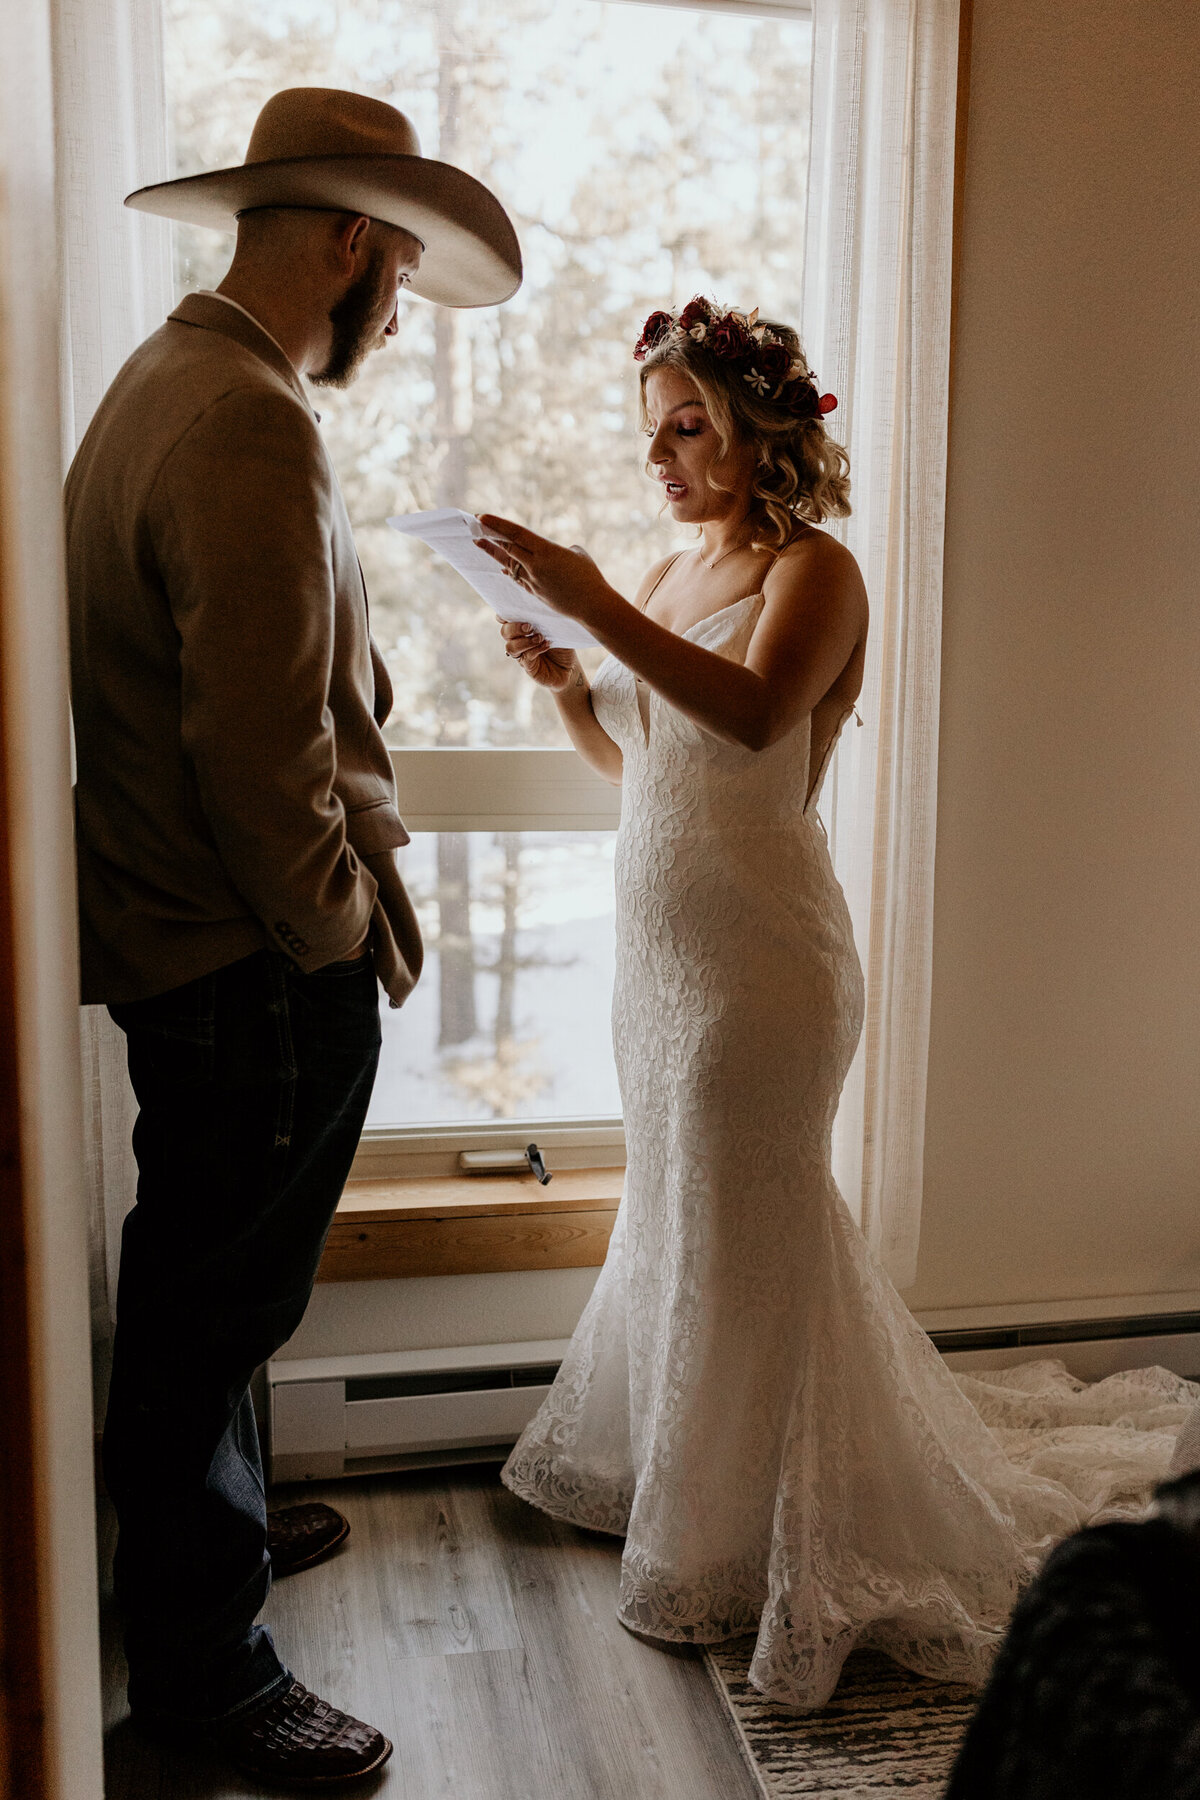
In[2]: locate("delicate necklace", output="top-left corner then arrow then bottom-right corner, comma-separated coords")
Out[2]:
699,537 -> 749,571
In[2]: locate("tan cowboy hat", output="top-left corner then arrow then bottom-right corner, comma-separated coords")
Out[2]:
125,87 -> 522,309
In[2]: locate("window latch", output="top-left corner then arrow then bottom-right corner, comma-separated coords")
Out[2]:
458,1142 -> 552,1184
525,1143 -> 551,1186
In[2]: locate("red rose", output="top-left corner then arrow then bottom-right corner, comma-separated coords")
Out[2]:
817,392 -> 838,415
641,310 -> 673,347
634,308 -> 674,361
759,341 -> 791,385
709,316 -> 750,359
678,297 -> 712,332
781,379 -> 818,418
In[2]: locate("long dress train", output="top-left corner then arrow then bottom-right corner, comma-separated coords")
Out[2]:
502,592 -> 1195,1709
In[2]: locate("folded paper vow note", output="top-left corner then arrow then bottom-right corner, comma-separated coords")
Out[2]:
387,507 -> 598,651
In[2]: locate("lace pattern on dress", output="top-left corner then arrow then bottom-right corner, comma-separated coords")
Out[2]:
501,594 -> 1196,1709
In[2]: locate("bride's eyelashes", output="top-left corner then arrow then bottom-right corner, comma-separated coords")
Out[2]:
644,420 -> 708,439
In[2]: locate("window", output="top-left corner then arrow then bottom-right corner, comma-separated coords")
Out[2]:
164,0 -> 812,1172
370,831 -> 619,1124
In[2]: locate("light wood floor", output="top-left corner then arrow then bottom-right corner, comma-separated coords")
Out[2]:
100,1466 -> 761,1800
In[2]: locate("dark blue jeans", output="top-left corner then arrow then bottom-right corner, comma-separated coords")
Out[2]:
104,947 -> 381,1725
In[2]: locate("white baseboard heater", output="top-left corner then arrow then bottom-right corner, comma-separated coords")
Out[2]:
268,1315 -> 1200,1485
267,1339 -> 569,1483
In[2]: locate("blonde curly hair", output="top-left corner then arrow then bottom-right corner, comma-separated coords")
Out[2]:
637,312 -> 851,546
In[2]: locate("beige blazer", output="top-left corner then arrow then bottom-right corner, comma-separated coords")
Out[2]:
66,292 -> 423,1007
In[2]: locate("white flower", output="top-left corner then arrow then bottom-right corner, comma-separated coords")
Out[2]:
744,368 -> 771,395
752,325 -> 768,344
689,323 -> 708,342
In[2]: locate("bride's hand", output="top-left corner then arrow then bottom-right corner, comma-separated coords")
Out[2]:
478,514 -> 611,622
500,619 -> 580,692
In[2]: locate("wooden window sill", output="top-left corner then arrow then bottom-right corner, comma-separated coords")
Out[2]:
317,1169 -> 623,1283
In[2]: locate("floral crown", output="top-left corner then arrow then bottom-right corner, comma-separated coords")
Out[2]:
633,297 -> 837,421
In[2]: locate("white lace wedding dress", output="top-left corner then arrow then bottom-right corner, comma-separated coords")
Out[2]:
501,592 -> 1196,1709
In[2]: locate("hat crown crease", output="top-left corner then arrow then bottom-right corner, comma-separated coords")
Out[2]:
245,87 -> 422,166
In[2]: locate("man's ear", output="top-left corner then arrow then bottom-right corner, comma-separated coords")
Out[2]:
332,213 -> 373,279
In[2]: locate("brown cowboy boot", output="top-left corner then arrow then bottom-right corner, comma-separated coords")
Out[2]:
267,1502 -> 350,1577
216,1679 -> 392,1787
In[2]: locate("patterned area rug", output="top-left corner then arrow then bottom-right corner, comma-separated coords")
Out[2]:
705,1641 -> 978,1799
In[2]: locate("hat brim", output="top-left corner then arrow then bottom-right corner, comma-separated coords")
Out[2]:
125,154 -> 522,309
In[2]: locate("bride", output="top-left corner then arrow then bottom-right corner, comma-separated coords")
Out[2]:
479,297 -> 1188,1710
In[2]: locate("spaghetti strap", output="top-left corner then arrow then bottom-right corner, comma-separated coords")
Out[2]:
642,537 -> 791,616
639,549 -> 687,613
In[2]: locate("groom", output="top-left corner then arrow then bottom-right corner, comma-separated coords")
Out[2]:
67,88 -> 520,1787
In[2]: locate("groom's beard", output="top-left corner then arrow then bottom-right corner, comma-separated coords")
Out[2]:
313,250 -> 394,389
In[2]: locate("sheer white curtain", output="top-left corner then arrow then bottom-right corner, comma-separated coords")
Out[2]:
52,0 -> 173,1370
808,0 -> 962,1287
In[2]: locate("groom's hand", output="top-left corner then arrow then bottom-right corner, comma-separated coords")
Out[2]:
478,514 -> 609,622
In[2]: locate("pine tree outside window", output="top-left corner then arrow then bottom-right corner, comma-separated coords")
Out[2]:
164,0 -> 813,1175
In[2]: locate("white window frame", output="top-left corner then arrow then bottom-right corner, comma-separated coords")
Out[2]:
609,0 -> 809,20
352,0 -> 812,1180
390,748 -> 621,836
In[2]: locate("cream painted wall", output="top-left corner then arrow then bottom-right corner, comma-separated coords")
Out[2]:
276,1268 -> 600,1363
907,0 -> 1200,1322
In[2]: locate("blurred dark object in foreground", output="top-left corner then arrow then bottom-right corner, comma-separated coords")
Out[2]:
945,1470 -> 1200,1800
